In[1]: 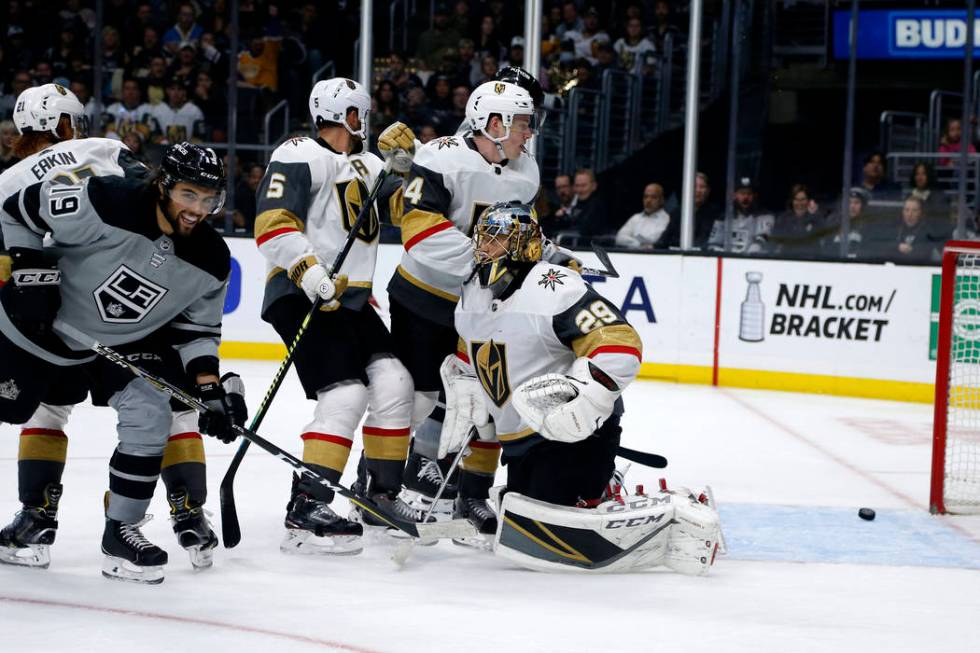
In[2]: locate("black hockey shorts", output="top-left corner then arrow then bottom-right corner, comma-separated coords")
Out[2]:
85,331 -> 192,411
388,296 -> 459,393
0,327 -> 89,424
266,295 -> 397,400
503,416 -> 622,506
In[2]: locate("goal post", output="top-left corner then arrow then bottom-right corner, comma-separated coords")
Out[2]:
931,240 -> 980,514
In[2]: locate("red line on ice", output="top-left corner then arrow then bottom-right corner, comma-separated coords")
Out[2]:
0,595 -> 384,653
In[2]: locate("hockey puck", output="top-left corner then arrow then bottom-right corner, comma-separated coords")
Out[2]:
858,508 -> 876,521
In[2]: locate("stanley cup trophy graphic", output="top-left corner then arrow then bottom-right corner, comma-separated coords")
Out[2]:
739,272 -> 765,342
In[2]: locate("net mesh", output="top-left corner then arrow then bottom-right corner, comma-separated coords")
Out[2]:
944,251 -> 980,512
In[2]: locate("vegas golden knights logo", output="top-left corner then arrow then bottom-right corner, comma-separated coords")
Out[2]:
335,178 -> 379,243
494,82 -> 506,94
472,340 -> 511,407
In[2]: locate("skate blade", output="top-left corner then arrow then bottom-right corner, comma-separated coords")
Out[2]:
451,534 -> 493,551
186,544 -> 215,570
101,556 -> 164,584
398,489 -> 455,519
280,529 -> 362,556
0,544 -> 50,569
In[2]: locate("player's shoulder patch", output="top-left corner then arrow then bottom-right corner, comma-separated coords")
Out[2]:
414,136 -> 471,172
270,136 -> 321,164
517,261 -> 589,313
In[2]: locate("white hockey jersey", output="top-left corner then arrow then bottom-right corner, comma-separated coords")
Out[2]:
104,101 -> 158,141
150,101 -> 204,144
0,137 -> 148,252
255,136 -> 396,314
454,261 -> 642,457
389,134 -> 540,326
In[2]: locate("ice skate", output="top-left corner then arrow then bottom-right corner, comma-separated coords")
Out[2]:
101,515 -> 168,585
168,489 -> 218,570
0,484 -> 62,569
282,489 -> 363,556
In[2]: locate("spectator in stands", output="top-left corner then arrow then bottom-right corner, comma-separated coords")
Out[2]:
101,27 -> 125,95
419,123 -> 439,144
707,176 -> 775,253
128,26 -> 165,78
616,183 -> 671,250
401,86 -> 435,131
507,37 -> 525,68
416,4 -> 462,71
142,56 -> 169,105
168,42 -> 201,87
474,54 -> 499,87
68,78 -> 101,134
452,1 -> 473,36
540,174 -> 578,235
889,196 -> 941,262
593,41 -> 620,75
450,38 -> 478,87
384,52 -> 424,102
565,6 -> 611,64
428,74 -> 455,130
233,162 -> 264,233
650,0 -> 681,54
445,84 -> 470,134
474,14 -> 506,62
104,78 -> 155,142
614,17 -> 659,76
238,31 -> 283,93
193,71 -> 224,140
908,162 -> 949,220
938,118 -> 976,167
122,2 -> 156,54
121,131 -> 148,165
556,1 -> 584,41
46,22 -> 82,78
858,151 -> 900,200
572,58 -> 599,90
768,184 -> 825,257
661,171 -> 720,248
0,70 -> 33,120
164,2 -> 204,55
0,120 -> 18,173
151,78 -> 204,144
31,61 -> 54,86
373,80 -> 402,137
569,168 -> 607,240
823,187 -> 870,258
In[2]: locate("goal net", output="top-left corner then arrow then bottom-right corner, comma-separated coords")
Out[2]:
931,241 -> 980,514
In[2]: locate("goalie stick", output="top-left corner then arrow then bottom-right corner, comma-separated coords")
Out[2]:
219,166 -> 391,549
57,326 -> 477,542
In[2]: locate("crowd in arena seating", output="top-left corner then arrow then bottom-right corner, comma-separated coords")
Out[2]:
0,1 -> 973,264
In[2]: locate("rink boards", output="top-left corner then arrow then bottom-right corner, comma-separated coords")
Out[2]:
219,241 -> 941,403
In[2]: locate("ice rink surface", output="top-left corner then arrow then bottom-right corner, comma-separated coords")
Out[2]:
2,359 -> 979,652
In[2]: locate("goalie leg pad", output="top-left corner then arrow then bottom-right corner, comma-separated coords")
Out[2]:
494,491 -> 674,573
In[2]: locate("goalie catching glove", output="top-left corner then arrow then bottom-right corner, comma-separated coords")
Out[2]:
377,122 -> 416,174
438,354 -> 495,458
512,357 -> 619,443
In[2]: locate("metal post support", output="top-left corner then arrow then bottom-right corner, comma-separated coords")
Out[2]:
957,0 -> 976,239
225,0 -> 240,233
839,0 -> 859,259
679,0 -> 704,251
93,0 -> 104,135
723,1 -> 742,252
359,0 -> 373,94
524,0 -> 542,152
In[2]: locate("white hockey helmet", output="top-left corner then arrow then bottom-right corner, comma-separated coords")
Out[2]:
13,83 -> 86,137
309,77 -> 371,140
465,80 -> 536,143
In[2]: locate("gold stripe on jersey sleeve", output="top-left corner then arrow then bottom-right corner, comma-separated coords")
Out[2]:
497,427 -> 535,442
0,253 -> 10,283
389,184 -> 404,227
266,266 -> 285,283
395,265 -> 460,303
571,324 -> 643,359
255,208 -> 305,242
400,209 -> 450,246
348,280 -> 373,289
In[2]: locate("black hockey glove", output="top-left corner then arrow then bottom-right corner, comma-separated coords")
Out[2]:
197,373 -> 248,444
5,248 -> 61,335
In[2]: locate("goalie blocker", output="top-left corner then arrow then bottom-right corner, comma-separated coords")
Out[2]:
493,487 -> 722,574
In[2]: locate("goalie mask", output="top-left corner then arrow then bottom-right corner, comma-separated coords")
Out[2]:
473,201 -> 542,299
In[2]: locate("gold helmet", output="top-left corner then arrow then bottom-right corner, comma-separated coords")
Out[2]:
472,201 -> 542,298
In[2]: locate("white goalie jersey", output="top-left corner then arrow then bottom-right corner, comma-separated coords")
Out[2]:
388,134 -> 540,326
454,261 -> 642,456
254,136 -> 399,314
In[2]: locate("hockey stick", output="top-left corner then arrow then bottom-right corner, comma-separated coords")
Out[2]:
64,331 -> 477,541
220,167 -> 392,548
579,244 -> 620,278
390,430 -> 475,567
616,446 -> 667,469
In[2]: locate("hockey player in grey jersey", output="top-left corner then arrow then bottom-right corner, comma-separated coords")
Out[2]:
0,86 -> 221,573
0,141 -> 247,584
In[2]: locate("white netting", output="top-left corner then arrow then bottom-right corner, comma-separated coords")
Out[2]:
943,251 -> 980,512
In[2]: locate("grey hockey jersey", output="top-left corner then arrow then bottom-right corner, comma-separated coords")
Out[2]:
0,176 -> 229,373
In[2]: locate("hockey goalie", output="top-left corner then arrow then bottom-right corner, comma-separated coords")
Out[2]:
440,200 -> 723,573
